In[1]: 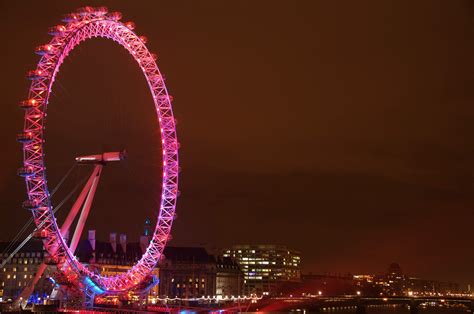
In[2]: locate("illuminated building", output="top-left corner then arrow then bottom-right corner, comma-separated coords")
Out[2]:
385,262 -> 405,295
1,232 -> 243,304
0,241 -> 55,302
223,244 -> 301,296
158,247 -> 243,298
0,230 -> 159,304
75,230 -> 160,300
405,277 -> 460,295
215,256 -> 244,297
353,263 -> 461,296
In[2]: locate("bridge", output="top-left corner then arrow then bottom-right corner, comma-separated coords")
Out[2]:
248,295 -> 474,313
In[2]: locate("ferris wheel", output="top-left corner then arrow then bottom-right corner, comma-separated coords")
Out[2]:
16,6 -> 179,306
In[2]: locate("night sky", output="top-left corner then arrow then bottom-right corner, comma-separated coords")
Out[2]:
1,1 -> 473,285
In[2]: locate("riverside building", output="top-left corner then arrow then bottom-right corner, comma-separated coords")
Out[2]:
223,244 -> 301,296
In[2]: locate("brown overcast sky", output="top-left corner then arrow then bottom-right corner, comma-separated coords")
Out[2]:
0,1 -> 473,285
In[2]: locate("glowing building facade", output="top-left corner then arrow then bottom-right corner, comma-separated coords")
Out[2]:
158,247 -> 243,298
0,242 -> 55,302
0,234 -> 243,304
223,245 -> 301,296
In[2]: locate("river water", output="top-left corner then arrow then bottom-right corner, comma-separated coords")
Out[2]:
368,308 -> 469,314
312,305 -> 471,314
366,308 -> 467,314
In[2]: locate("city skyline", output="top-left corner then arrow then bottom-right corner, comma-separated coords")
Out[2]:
0,0 -> 473,292
1,236 -> 467,302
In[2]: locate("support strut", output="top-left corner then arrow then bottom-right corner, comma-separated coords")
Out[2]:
14,151 -> 125,309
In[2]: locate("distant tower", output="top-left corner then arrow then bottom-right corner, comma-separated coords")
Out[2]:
387,262 -> 403,277
144,218 -> 151,236
140,218 -> 152,253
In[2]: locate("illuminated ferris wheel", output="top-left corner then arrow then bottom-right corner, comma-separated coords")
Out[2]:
17,6 -> 179,306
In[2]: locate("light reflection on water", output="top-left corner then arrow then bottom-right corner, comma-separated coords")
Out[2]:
298,305 -> 471,314
370,308 -> 469,314
371,309 -> 468,314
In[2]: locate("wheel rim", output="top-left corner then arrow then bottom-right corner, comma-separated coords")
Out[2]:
20,7 -> 179,292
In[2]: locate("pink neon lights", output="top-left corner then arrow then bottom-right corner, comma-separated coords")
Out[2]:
19,7 -> 179,293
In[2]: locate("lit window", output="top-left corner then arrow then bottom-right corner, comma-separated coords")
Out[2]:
24,274 -> 27,279
24,267 -> 27,272
13,267 -> 16,272
13,275 -> 16,279
7,274 -> 10,279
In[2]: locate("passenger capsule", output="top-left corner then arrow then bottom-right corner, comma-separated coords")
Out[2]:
26,69 -> 48,80
108,11 -> 122,21
23,199 -> 40,210
139,36 -> 148,44
35,44 -> 54,56
95,6 -> 108,15
48,25 -> 66,36
32,229 -> 48,240
16,132 -> 34,143
17,166 -> 35,177
77,6 -> 94,15
62,13 -> 79,23
19,99 -> 41,109
124,21 -> 135,30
